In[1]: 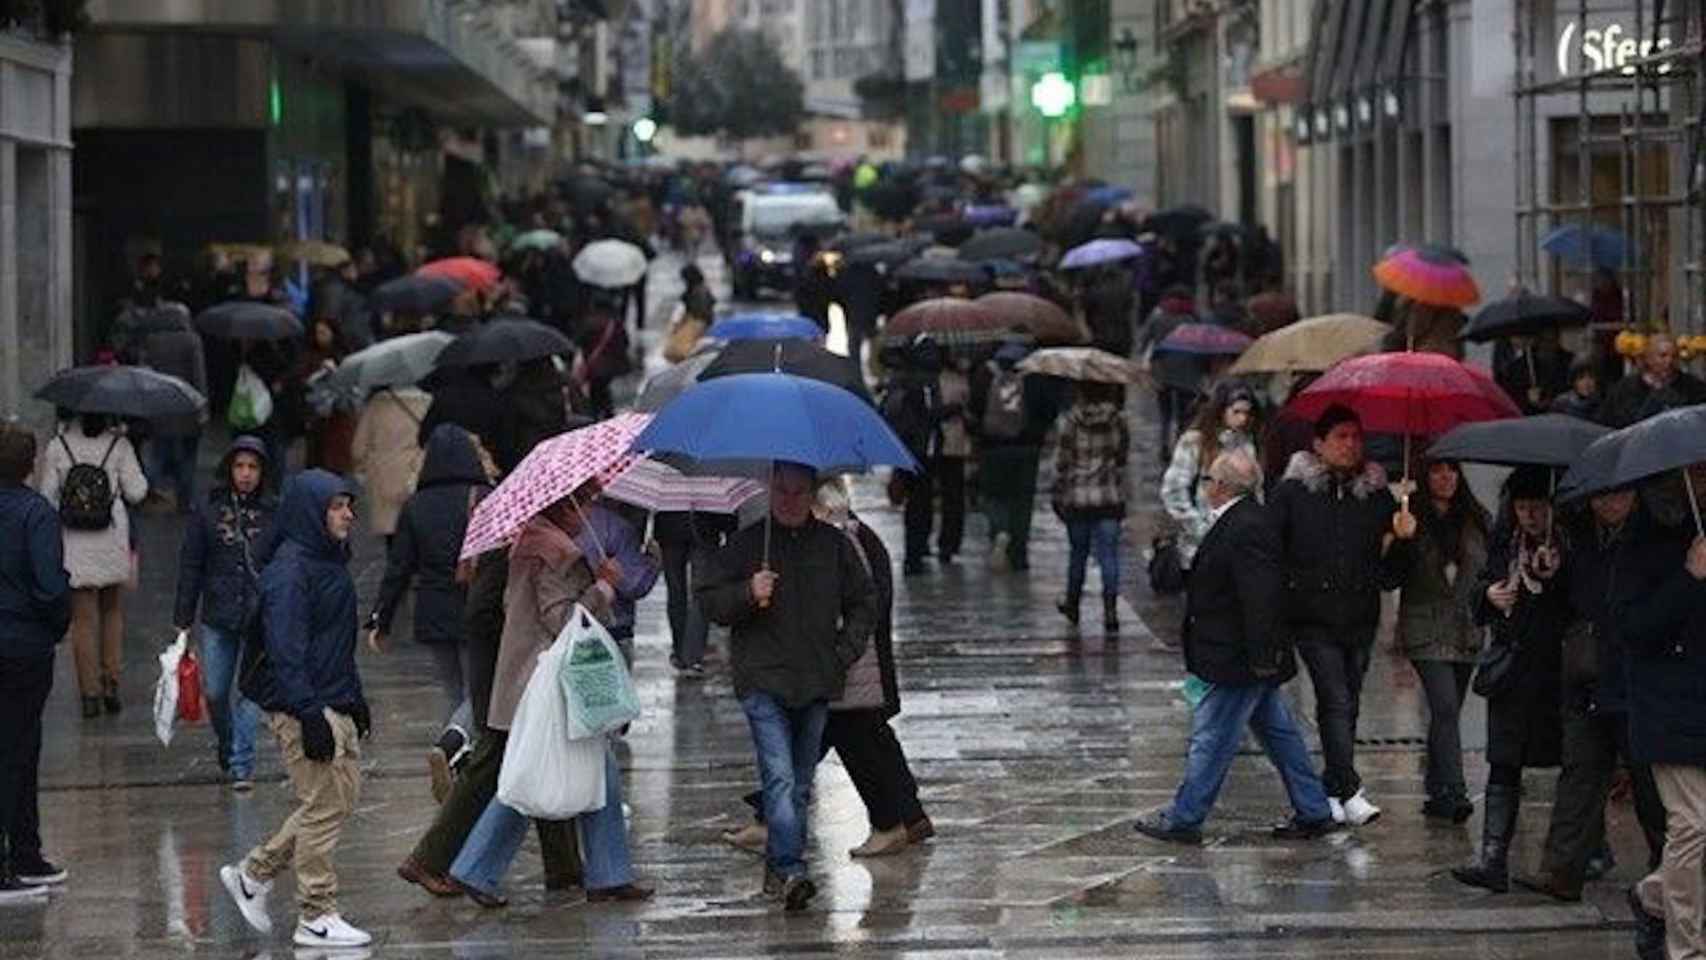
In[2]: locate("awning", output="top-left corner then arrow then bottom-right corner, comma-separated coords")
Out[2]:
1296,0 -> 1417,143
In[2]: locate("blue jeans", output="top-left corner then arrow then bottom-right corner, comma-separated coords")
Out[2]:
740,692 -> 828,879
1163,681 -> 1332,831
449,741 -> 632,896
199,625 -> 260,778
1065,517 -> 1122,601
148,434 -> 199,509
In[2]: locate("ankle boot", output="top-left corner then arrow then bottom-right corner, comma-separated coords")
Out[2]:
81,697 -> 102,719
1103,595 -> 1120,633
101,676 -> 122,715
1451,783 -> 1519,892
1056,593 -> 1080,627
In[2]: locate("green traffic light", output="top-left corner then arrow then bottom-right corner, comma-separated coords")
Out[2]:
1031,71 -> 1075,118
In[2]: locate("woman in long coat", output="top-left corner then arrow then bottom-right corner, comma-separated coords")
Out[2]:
350,385 -> 432,538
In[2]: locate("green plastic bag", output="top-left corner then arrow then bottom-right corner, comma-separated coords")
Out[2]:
227,364 -> 272,431
557,605 -> 641,739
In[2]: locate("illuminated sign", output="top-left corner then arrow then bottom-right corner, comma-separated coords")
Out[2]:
1557,21 -> 1671,76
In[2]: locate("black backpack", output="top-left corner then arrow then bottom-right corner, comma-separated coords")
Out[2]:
58,436 -> 119,531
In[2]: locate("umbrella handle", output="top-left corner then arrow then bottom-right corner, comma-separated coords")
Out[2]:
1685,468 -> 1705,539
571,495 -> 609,565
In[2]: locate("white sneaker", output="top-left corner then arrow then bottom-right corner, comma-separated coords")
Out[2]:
1341,790 -> 1382,826
220,864 -> 273,934
293,912 -> 371,948
1327,797 -> 1346,824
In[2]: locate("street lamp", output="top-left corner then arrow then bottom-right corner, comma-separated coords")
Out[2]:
632,116 -> 657,143
1114,28 -> 1141,93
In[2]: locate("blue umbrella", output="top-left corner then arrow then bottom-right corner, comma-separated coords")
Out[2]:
1060,238 -> 1145,271
1086,185 -> 1134,206
1541,224 -> 1628,269
631,372 -> 917,476
707,314 -> 824,342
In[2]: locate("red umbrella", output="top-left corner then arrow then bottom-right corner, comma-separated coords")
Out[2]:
884,297 -> 1001,338
418,256 -> 502,292
1285,351 -> 1519,437
974,291 -> 1084,344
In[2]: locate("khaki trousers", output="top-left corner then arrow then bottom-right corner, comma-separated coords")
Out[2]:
1638,763 -> 1706,960
67,586 -> 123,697
244,709 -> 362,920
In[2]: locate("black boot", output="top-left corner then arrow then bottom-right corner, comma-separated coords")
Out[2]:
1103,595 -> 1120,634
1451,783 -> 1519,892
1056,592 -> 1080,627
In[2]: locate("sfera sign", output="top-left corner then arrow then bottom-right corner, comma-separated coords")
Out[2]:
1557,21 -> 1672,76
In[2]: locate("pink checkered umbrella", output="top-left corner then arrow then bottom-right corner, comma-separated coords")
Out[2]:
459,412 -> 649,560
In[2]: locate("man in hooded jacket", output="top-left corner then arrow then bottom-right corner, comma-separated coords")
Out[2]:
221,469 -> 372,949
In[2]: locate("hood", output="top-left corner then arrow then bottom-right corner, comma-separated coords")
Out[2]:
418,423 -> 487,489
1069,401 -> 1124,428
993,341 -> 1031,367
214,434 -> 272,499
1282,450 -> 1388,500
275,469 -> 355,562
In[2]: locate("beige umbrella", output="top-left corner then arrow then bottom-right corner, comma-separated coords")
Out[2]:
1016,347 -> 1147,384
278,240 -> 351,268
1226,313 -> 1389,376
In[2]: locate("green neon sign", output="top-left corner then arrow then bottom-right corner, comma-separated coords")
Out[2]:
1030,71 -> 1075,118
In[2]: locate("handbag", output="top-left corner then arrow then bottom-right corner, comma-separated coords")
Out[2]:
1471,632 -> 1520,699
1148,535 -> 1187,596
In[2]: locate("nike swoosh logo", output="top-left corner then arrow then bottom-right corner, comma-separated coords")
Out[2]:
239,876 -> 254,898
305,925 -> 329,938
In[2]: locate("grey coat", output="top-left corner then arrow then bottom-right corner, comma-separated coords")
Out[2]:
1395,508 -> 1488,662
138,307 -> 208,437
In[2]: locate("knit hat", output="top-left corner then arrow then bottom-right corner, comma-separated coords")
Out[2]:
1312,403 -> 1361,439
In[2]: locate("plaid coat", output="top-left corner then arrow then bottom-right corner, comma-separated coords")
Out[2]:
1051,402 -> 1129,519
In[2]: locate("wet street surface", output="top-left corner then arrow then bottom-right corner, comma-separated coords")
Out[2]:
4,254 -> 1651,958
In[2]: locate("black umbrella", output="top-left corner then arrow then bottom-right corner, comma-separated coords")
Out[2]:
699,338 -> 872,404
1558,406 -> 1706,533
1142,204 -> 1214,240
1460,293 -> 1593,342
829,231 -> 892,253
914,214 -> 973,247
434,317 -> 575,369
35,365 -> 207,419
371,274 -> 465,314
195,301 -> 304,341
892,258 -> 988,287
1427,414 -> 1610,468
959,227 -> 1043,263
846,239 -> 925,268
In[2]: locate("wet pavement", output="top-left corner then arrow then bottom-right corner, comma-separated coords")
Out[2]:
3,252 -> 1653,958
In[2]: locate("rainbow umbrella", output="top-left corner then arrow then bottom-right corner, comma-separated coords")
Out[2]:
1373,246 -> 1480,309
1155,322 -> 1253,356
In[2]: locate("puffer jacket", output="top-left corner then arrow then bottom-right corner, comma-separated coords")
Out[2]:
0,483 -> 71,658
174,436 -> 276,632
241,470 -> 363,717
1269,451 -> 1408,635
1394,504 -> 1488,662
1051,401 -> 1129,521
372,424 -> 488,645
38,426 -> 149,589
829,518 -> 900,718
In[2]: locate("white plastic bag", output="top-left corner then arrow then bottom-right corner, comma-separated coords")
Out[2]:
558,606 -> 641,740
496,634 -> 607,819
227,363 -> 274,430
154,630 -> 188,747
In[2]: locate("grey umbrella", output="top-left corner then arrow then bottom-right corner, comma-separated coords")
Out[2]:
633,349 -> 719,412
195,301 -> 304,341
1427,414 -> 1609,468
324,331 -> 454,393
1558,404 -> 1706,533
35,365 -> 207,420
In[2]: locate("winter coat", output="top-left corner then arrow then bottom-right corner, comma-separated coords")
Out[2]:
487,517 -> 613,731
1549,390 -> 1601,420
1182,496 -> 1296,686
1394,504 -> 1488,663
136,307 -> 208,437
1496,346 -> 1573,415
351,387 -> 431,536
1051,401 -> 1129,521
1562,508 -> 1686,715
173,436 -> 277,633
1596,371 -> 1706,428
829,518 -> 900,718
372,425 -> 488,645
1621,555 -> 1706,766
1161,427 -> 1260,566
1473,524 -> 1569,769
698,516 -> 877,708
570,502 -> 660,637
0,484 -> 71,659
419,370 -> 505,454
242,470 -> 364,718
39,427 -> 149,589
968,350 -> 1062,450
1269,451 -> 1407,637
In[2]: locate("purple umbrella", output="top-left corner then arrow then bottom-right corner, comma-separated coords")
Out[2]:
1156,323 -> 1254,356
1060,238 -> 1145,271
962,204 -> 1018,227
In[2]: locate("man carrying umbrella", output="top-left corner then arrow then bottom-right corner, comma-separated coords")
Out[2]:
697,462 -> 878,912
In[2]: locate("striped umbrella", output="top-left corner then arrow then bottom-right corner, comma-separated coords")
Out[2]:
603,458 -> 765,514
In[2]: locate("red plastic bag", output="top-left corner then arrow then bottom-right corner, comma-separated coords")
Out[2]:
176,650 -> 204,724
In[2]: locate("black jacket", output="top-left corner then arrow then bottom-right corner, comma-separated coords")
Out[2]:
1183,497 -> 1295,685
1596,371 -> 1706,428
464,547 -> 510,735
698,517 -> 877,707
1621,558 -> 1706,765
0,484 -> 70,659
1564,508 -> 1687,714
1269,452 -> 1409,636
373,424 -> 488,644
174,437 -> 276,633
1472,524 -> 1570,768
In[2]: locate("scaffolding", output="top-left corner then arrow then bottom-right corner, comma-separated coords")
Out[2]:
1511,0 -> 1705,334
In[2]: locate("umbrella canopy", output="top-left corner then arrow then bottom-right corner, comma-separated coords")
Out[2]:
1373,246 -> 1481,308
634,350 -> 719,413
914,213 -> 972,246
1156,322 -> 1254,356
892,258 -> 988,287
418,257 -> 502,292
371,274 -> 465,315
632,372 -> 918,476
1060,238 -> 1144,271
1460,293 -> 1593,342
1086,185 -> 1134,206
1142,204 -> 1214,240
278,240 -> 350,268
829,231 -> 892,253
884,298 -> 1000,338
434,318 -> 574,369
460,413 -> 651,559
707,314 -> 823,342
602,458 -> 765,514
1016,347 -> 1146,384
961,204 -> 1018,227
572,239 -> 649,288
35,365 -> 206,420
1228,314 -> 1388,375
846,239 -> 925,267
509,229 -> 565,252
1558,405 -> 1706,510
1285,352 -> 1521,436
324,331 -> 454,393
699,338 -> 872,404
1541,224 -> 1628,269
1428,414 -> 1610,468
974,291 -> 1082,344
959,227 -> 1042,263
195,301 -> 304,341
